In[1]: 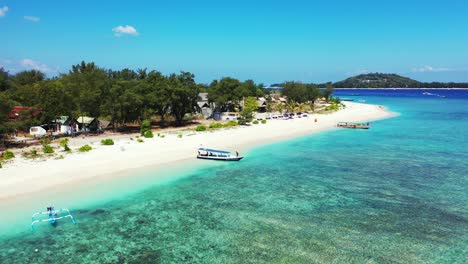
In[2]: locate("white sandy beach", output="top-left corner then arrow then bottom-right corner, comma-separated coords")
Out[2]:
0,102 -> 395,202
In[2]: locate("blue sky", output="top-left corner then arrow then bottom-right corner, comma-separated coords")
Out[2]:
1,0 -> 468,84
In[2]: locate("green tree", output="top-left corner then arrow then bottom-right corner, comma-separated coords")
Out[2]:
63,61 -> 108,118
146,70 -> 170,122
0,93 -> 14,135
208,77 -> 246,112
0,67 -> 10,92
238,96 -> 258,125
306,84 -> 321,110
323,82 -> 334,102
282,82 -> 309,103
37,80 -> 73,124
167,72 -> 200,125
11,70 -> 45,86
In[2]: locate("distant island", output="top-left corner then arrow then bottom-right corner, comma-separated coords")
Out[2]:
332,73 -> 468,89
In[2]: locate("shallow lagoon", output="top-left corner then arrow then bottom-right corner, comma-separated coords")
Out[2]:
0,90 -> 467,263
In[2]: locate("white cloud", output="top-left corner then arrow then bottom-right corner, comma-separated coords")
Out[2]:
412,65 -> 453,73
24,16 -> 40,22
112,25 -> 139,37
20,59 -> 51,73
0,6 -> 8,17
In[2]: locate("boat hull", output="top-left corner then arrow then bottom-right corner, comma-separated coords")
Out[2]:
337,126 -> 370,129
197,156 -> 244,161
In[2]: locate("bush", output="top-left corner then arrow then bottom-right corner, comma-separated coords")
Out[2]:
144,130 -> 154,138
209,123 -> 223,129
178,134 -> 183,138
195,125 -> 207,132
224,120 -> 238,127
159,134 -> 165,138
252,120 -> 259,124
59,138 -> 69,147
101,138 -> 115,145
261,120 -> 267,124
137,138 -> 144,143
140,120 -> 151,135
0,162 -> 2,168
59,138 -> 71,152
78,145 -> 92,152
43,145 -> 55,154
3,151 -> 15,160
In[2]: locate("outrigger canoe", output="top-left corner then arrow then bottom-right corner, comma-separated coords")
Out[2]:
197,148 -> 244,161
337,122 -> 371,129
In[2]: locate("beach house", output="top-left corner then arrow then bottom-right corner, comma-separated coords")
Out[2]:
197,92 -> 213,118
75,116 -> 101,133
257,97 -> 267,113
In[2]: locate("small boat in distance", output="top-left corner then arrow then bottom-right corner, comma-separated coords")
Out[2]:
197,148 -> 244,161
337,122 -> 371,129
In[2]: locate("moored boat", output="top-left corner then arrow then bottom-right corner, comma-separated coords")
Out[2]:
197,148 -> 243,161
337,122 -> 371,129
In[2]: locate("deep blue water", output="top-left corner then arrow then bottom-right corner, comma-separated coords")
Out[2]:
0,89 -> 467,263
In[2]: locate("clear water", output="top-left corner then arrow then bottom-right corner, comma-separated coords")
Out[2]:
0,90 -> 467,263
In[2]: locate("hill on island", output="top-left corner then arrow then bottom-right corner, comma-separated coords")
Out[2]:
332,73 -> 468,88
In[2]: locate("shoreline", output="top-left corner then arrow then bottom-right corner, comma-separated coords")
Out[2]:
0,102 -> 396,208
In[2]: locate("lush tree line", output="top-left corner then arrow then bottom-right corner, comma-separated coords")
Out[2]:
0,60 -> 341,140
0,62 -> 269,136
333,73 -> 468,88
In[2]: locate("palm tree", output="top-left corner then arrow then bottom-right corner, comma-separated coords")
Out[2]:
286,100 -> 297,113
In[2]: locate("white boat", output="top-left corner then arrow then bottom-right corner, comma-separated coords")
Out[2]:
197,148 -> 244,161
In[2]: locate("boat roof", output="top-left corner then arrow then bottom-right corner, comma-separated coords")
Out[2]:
198,148 -> 231,154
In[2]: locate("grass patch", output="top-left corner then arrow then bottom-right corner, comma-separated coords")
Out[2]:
137,138 -> 144,143
43,145 -> 55,154
261,120 -> 267,124
3,151 -> 15,160
252,120 -> 259,124
178,134 -> 183,138
78,145 -> 92,152
195,125 -> 207,132
59,138 -> 71,152
224,120 -> 238,127
144,130 -> 154,138
209,123 -> 223,129
101,138 -> 115,145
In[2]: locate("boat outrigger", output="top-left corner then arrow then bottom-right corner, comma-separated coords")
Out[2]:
31,206 -> 76,230
197,148 -> 244,161
337,122 -> 371,129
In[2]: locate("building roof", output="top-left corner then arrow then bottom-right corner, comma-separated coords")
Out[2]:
76,116 -> 97,125
99,120 -> 112,128
53,116 -> 69,124
257,97 -> 267,107
8,106 -> 41,120
197,102 -> 210,108
198,92 -> 209,102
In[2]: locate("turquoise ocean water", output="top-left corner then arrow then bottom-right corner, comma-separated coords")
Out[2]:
0,90 -> 467,263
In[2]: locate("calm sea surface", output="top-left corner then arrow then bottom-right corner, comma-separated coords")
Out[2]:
0,89 -> 467,263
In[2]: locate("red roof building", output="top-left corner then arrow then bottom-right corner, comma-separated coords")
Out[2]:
7,106 -> 41,121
